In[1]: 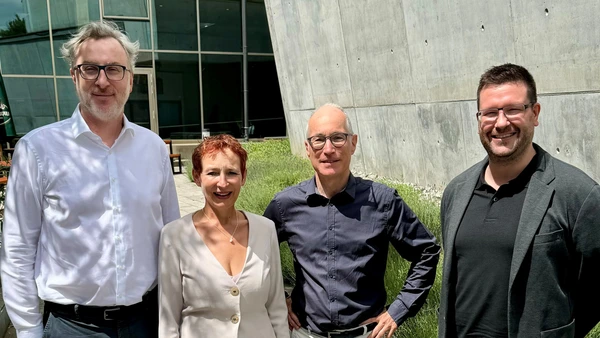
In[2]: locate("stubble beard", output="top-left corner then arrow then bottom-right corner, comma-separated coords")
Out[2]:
480,127 -> 534,165
78,89 -> 129,123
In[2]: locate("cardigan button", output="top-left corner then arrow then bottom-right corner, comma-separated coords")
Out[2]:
231,314 -> 240,324
230,286 -> 240,296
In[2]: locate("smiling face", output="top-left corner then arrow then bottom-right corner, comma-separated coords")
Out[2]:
71,37 -> 133,123
193,149 -> 246,211
305,106 -> 357,181
478,82 -> 540,164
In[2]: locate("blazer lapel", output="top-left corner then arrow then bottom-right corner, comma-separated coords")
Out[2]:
440,160 -> 483,328
509,149 -> 555,290
443,159 -> 486,256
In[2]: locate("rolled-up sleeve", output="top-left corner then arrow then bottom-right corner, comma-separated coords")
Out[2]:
1,139 -> 44,338
386,190 -> 441,325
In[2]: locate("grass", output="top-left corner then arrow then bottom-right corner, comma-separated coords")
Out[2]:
233,139 -> 441,337
189,139 -> 600,337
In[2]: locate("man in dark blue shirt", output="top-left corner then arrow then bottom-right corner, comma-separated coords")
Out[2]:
264,103 -> 440,338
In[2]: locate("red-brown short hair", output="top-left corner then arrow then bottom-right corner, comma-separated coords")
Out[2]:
192,134 -> 248,176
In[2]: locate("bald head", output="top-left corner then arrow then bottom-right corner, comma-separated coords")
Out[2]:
306,103 -> 354,138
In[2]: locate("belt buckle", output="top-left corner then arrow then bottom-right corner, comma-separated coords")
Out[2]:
103,307 -> 121,320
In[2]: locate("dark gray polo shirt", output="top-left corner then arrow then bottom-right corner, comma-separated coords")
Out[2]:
452,152 -> 540,337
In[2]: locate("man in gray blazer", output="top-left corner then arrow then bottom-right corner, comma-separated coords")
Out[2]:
438,63 -> 600,338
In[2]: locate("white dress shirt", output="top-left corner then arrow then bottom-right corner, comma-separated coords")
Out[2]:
0,107 -> 181,338
159,212 -> 289,338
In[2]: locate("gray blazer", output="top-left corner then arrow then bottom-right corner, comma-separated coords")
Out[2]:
438,144 -> 600,338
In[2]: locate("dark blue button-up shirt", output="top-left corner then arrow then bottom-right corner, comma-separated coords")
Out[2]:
264,174 -> 440,334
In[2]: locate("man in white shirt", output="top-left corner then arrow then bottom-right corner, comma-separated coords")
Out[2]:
0,21 -> 180,338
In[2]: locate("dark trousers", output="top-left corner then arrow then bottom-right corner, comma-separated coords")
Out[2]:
42,289 -> 158,338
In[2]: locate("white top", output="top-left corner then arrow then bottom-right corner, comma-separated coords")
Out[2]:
159,211 -> 289,338
0,107 -> 181,338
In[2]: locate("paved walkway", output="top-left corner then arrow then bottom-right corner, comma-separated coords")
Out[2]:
174,171 -> 205,216
2,172 -> 203,338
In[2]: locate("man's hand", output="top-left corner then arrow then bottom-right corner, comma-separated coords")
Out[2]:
286,297 -> 301,330
363,311 -> 398,338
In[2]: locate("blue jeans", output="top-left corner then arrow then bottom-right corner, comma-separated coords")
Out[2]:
42,311 -> 157,338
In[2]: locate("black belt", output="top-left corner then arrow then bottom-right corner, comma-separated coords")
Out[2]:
45,287 -> 156,322
318,322 -> 378,338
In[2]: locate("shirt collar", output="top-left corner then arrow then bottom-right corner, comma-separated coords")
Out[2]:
476,149 -> 541,191
305,173 -> 357,205
71,104 -> 136,139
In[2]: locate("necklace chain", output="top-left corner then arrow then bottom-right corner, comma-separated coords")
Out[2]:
203,208 -> 240,244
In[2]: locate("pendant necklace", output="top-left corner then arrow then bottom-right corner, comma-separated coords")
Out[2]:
203,208 -> 240,243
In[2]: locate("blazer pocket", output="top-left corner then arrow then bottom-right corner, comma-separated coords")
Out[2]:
540,318 -> 575,338
533,229 -> 564,245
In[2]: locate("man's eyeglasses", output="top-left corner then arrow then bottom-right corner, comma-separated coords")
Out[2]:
75,64 -> 130,81
307,132 -> 351,150
476,103 -> 535,123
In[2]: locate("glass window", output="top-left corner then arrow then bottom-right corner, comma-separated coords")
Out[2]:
248,55 -> 284,137
56,78 -> 78,120
53,30 -> 78,76
125,73 -> 151,129
136,52 -> 153,68
103,0 -> 148,18
49,0 -> 100,31
201,54 -> 242,136
153,0 -> 197,51
199,0 -> 241,52
0,0 -> 52,75
155,53 -> 200,139
107,19 -> 151,50
247,0 -> 272,53
4,78 -> 57,134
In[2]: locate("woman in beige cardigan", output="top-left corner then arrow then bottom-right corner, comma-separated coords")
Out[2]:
158,135 -> 288,338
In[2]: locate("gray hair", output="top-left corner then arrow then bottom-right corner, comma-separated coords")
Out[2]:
60,21 -> 140,72
306,103 -> 354,138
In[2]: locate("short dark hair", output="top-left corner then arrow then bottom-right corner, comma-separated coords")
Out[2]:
192,134 -> 248,177
477,63 -> 537,109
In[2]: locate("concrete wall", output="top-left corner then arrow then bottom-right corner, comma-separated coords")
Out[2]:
264,0 -> 600,187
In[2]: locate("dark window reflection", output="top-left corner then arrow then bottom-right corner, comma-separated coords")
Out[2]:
0,0 -> 52,75
136,52 -> 153,68
247,0 -> 272,53
53,29 -> 77,75
107,20 -> 151,50
56,78 -> 78,120
125,73 -> 151,129
153,0 -> 197,51
248,55 -> 284,137
155,53 -> 200,139
104,0 -> 148,18
49,0 -> 99,31
4,78 -> 57,134
199,0 -> 241,52
201,54 -> 242,137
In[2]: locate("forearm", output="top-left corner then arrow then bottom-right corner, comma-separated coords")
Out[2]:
388,241 -> 441,324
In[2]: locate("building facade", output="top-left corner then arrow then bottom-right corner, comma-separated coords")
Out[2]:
264,0 -> 600,187
0,0 -> 285,139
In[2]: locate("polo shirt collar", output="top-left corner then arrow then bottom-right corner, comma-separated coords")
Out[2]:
477,149 -> 541,191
